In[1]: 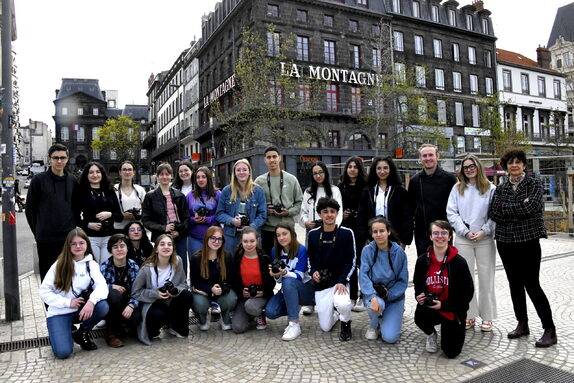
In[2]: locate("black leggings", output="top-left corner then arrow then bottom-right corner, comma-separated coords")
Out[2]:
415,305 -> 466,358
106,288 -> 142,334
146,290 -> 194,337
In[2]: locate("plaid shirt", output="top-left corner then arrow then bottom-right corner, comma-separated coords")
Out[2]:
488,175 -> 547,243
100,258 -> 140,307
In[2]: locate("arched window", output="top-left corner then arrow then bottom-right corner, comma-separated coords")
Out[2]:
347,132 -> 371,150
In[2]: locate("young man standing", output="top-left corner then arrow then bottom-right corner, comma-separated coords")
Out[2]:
254,146 -> 303,256
26,143 -> 78,281
307,197 -> 355,341
408,144 -> 457,255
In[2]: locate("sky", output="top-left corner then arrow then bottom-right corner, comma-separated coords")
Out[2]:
12,0 -> 574,134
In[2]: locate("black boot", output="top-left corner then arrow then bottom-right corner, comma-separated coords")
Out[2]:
535,328 -> 557,348
339,320 -> 352,341
507,320 -> 529,339
73,328 -> 98,351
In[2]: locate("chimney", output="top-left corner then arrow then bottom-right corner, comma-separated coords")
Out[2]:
537,46 -> 551,69
473,0 -> 484,11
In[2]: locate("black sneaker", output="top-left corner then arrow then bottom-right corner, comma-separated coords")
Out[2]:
73,329 -> 98,351
339,320 -> 352,341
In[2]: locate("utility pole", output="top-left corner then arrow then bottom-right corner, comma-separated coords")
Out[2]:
1,0 -> 21,320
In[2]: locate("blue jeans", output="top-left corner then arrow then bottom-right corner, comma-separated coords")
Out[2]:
366,296 -> 405,343
175,236 -> 188,277
187,236 -> 203,258
266,278 -> 315,321
46,300 -> 109,359
224,233 -> 240,255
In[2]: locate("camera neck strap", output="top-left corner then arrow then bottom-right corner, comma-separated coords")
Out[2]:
71,261 -> 94,297
267,172 -> 284,208
116,184 -> 141,212
154,264 -> 173,287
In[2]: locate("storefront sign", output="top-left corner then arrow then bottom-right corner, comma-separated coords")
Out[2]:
280,62 -> 382,86
299,155 -> 319,163
203,75 -> 236,106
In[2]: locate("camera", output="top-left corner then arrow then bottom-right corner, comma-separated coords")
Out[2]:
313,219 -> 323,228
273,203 -> 284,214
77,287 -> 93,309
373,283 -> 389,299
347,209 -> 358,219
315,268 -> 333,290
219,282 -> 231,295
196,206 -> 209,217
99,219 -> 114,233
168,221 -> 182,231
126,208 -> 142,220
271,258 -> 286,274
423,293 -> 439,306
159,280 -> 179,296
239,214 -> 250,227
247,283 -> 260,297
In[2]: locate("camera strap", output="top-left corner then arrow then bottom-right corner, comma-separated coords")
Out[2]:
267,172 -> 284,208
116,184 -> 142,213
71,261 -> 94,298
154,264 -> 173,288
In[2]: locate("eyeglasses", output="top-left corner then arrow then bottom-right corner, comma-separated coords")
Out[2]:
121,168 -> 134,172
51,156 -> 68,162
71,241 -> 87,247
431,231 -> 449,237
462,164 -> 477,172
209,236 -> 224,243
313,171 -> 325,177
129,227 -> 143,233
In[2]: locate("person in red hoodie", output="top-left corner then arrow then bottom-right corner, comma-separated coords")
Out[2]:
413,220 -> 474,358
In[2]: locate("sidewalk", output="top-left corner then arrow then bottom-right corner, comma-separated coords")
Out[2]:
0,234 -> 573,382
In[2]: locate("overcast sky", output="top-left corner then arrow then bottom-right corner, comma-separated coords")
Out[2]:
13,0 -> 573,133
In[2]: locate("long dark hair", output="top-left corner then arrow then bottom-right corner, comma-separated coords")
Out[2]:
172,161 -> 194,189
307,161 -> 333,203
193,166 -> 217,199
339,156 -> 366,189
274,222 -> 301,260
123,221 -> 152,251
366,156 -> 402,187
79,161 -> 112,191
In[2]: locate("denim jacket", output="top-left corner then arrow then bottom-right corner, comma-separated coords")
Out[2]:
216,184 -> 267,237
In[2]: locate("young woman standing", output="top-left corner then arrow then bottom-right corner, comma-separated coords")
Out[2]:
447,154 -> 497,332
172,161 -> 195,196
114,161 -> 146,232
187,166 -> 221,255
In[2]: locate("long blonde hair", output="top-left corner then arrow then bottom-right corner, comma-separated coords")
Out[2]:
55,228 -> 94,292
230,159 -> 255,202
456,154 -> 491,195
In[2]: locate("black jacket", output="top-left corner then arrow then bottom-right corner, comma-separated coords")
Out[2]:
413,247 -> 474,323
356,184 -> 413,247
25,168 -> 77,243
232,252 -> 276,299
337,181 -> 364,230
72,186 -> 123,237
189,252 -> 236,297
142,187 -> 190,242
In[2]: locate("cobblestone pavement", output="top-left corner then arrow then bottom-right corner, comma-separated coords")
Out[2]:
1,234 -> 573,383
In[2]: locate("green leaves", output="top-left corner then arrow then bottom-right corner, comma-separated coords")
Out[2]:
91,115 -> 141,161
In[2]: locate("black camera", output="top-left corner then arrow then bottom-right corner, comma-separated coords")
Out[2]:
196,206 -> 209,217
168,221 -> 182,231
271,258 -> 286,274
315,268 -> 333,290
159,280 -> 179,296
77,287 -> 93,309
373,282 -> 389,299
126,208 -> 142,220
273,203 -> 284,213
99,219 -> 114,233
247,283 -> 260,297
423,293 -> 439,306
219,282 -> 231,295
313,219 -> 323,228
239,214 -> 250,227
347,209 -> 358,219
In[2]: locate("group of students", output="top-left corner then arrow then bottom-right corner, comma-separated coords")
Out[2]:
29,143 -> 557,360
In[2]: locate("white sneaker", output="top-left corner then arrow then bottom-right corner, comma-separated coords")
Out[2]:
365,326 -> 378,340
301,306 -> 314,315
282,322 -> 302,341
199,322 -> 210,331
166,328 -> 186,338
353,297 -> 366,312
220,320 -> 231,331
426,332 -> 438,353
95,320 -> 106,328
210,302 -> 221,314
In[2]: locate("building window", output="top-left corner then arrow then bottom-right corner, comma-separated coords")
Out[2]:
297,36 -> 309,61
472,104 -> 480,127
324,40 -> 336,65
93,107 -> 99,116
486,77 -> 494,95
448,9 -> 456,26
437,100 -> 447,123
484,50 -> 492,68
77,107 -> 83,115
564,52 -> 572,67
470,75 -> 478,94
110,151 -> 117,160
351,86 -> 362,114
77,126 -> 85,142
349,20 -> 359,32
299,84 -> 311,109
350,44 -> 360,69
92,127 -> 99,140
267,4 -> 279,17
357,0 -> 368,7
414,35 -> 424,55
482,18 -> 489,34
267,31 -> 280,57
554,80 -> 561,99
393,31 -> 404,51
328,130 -> 341,147
416,66 -> 426,87
412,1 -> 420,17
456,136 -> 465,152
269,80 -> 283,104
392,0 -> 401,13
453,72 -> 462,92
378,133 -> 387,149
455,102 -> 464,126
503,70 -> 512,91
468,46 -> 476,65
452,43 -> 460,62
372,48 -> 381,69
324,14 -> 334,27
348,133 -> 371,150
466,14 -> 473,30
473,137 -> 482,150
92,150 -> 100,160
296,9 -> 307,23
435,69 -> 445,90
61,107 -> 68,115
433,39 -> 442,58
521,73 -> 530,94
61,127 -> 69,141
372,24 -> 381,37
418,98 -> 427,120
538,76 -> 546,97
326,84 -> 338,112
395,63 -> 406,84
431,5 -> 440,22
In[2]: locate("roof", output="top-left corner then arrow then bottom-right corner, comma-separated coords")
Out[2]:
496,49 -> 539,68
55,78 -> 105,102
122,105 -> 147,120
106,108 -> 122,118
547,2 -> 574,47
